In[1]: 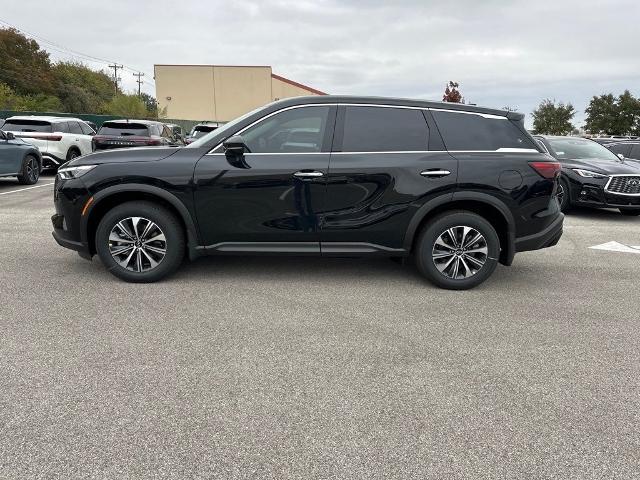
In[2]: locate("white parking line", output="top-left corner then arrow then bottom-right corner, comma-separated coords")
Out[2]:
0,183 -> 55,196
590,241 -> 640,254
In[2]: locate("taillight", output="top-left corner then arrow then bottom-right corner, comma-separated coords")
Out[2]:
145,139 -> 162,146
529,161 -> 561,179
16,133 -> 62,141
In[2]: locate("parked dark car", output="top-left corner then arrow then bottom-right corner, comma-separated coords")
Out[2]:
534,135 -> 640,216
92,120 -> 180,150
52,96 -> 563,289
84,120 -> 98,134
0,130 -> 42,184
185,122 -> 222,144
604,140 -> 640,163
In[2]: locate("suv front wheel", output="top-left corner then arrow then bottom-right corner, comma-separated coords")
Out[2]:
415,211 -> 500,290
95,201 -> 185,283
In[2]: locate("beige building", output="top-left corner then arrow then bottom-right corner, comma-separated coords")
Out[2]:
154,64 -> 327,122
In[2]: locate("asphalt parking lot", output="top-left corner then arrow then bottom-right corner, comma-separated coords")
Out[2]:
1,175 -> 639,479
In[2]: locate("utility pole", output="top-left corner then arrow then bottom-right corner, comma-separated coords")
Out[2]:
133,72 -> 145,96
108,64 -> 123,94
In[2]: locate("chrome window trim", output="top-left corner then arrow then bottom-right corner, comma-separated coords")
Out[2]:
604,174 -> 640,196
206,102 -> 520,155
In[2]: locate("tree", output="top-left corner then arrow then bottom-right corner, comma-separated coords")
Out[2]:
52,62 -> 115,114
442,81 -> 463,103
0,28 -> 55,95
102,94 -> 151,117
585,91 -> 640,136
531,99 -> 575,135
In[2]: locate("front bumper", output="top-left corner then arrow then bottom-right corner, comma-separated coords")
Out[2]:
515,213 -> 564,253
568,177 -> 640,209
52,176 -> 93,260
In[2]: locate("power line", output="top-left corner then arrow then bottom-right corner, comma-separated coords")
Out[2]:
0,18 -> 156,84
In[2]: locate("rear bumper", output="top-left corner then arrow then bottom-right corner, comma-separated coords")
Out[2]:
515,213 -> 564,253
42,153 -> 65,169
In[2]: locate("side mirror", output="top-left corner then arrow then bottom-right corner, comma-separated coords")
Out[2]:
617,153 -> 625,160
3,131 -> 15,140
223,135 -> 249,156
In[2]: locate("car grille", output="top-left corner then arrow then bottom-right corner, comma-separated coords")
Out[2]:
606,176 -> 640,195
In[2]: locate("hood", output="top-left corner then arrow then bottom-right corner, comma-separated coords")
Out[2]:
68,146 -> 180,167
562,158 -> 640,175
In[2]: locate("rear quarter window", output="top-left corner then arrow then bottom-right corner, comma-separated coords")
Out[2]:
4,120 -> 52,133
431,110 -> 537,151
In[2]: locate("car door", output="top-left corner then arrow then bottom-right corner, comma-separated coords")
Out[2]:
68,121 -> 91,155
0,132 -> 23,175
320,105 -> 458,253
193,105 -> 337,252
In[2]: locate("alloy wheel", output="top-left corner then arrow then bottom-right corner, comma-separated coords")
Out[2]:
432,226 -> 488,279
108,217 -> 167,272
26,157 -> 39,183
557,183 -> 565,207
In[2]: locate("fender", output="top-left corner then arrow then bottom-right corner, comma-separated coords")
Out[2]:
402,191 -> 516,265
81,183 -> 201,259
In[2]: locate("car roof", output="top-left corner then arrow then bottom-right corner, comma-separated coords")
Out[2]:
270,95 -> 524,120
6,115 -> 87,123
102,119 -> 164,126
534,135 -> 593,141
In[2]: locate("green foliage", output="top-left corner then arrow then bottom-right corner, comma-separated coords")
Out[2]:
0,81 -> 61,112
52,62 -> 116,113
0,27 -> 163,118
102,94 -> 152,117
0,28 -> 55,95
531,99 -> 575,135
585,91 -> 640,136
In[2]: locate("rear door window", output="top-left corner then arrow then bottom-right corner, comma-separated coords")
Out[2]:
68,122 -> 84,134
340,106 -> 429,152
431,110 -> 537,151
79,122 -> 95,135
98,123 -> 150,136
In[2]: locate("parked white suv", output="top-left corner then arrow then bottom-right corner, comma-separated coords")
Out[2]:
2,116 -> 95,170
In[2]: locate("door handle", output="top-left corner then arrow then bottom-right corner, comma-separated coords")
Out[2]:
293,171 -> 324,178
420,169 -> 451,178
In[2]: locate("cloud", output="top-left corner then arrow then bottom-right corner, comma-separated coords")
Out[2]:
2,0 -> 639,127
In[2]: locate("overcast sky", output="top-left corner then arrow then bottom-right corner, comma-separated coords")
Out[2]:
2,0 -> 638,128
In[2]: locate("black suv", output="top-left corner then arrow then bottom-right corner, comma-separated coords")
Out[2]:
92,120 -> 180,150
52,96 -> 563,289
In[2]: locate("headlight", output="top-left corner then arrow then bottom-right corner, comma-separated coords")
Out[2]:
57,165 -> 97,180
572,169 -> 608,179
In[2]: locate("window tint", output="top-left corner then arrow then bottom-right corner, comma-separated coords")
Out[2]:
55,122 -> 70,133
79,122 -> 95,135
341,106 -> 428,152
98,122 -> 150,136
432,110 -> 537,151
68,121 -> 83,134
242,106 -> 330,153
630,144 -> 640,160
3,120 -> 52,133
609,143 -> 631,157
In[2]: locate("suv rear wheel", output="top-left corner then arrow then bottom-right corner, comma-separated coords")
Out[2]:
95,201 -> 185,283
415,211 -> 500,290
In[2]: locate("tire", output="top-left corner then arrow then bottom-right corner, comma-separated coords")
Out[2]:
95,201 -> 185,283
558,177 -> 571,213
16,154 -> 40,185
619,208 -> 640,216
66,148 -> 81,161
415,211 -> 500,290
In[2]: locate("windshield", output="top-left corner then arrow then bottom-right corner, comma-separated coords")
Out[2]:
98,123 -> 150,137
185,104 -> 271,149
546,138 -> 620,161
3,120 -> 52,133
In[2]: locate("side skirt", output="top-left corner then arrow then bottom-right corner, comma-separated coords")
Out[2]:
196,242 -> 409,257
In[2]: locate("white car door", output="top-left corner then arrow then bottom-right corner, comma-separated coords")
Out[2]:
68,121 -> 93,156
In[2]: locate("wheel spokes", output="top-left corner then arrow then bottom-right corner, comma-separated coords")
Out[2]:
108,216 -> 167,273
432,225 -> 488,280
